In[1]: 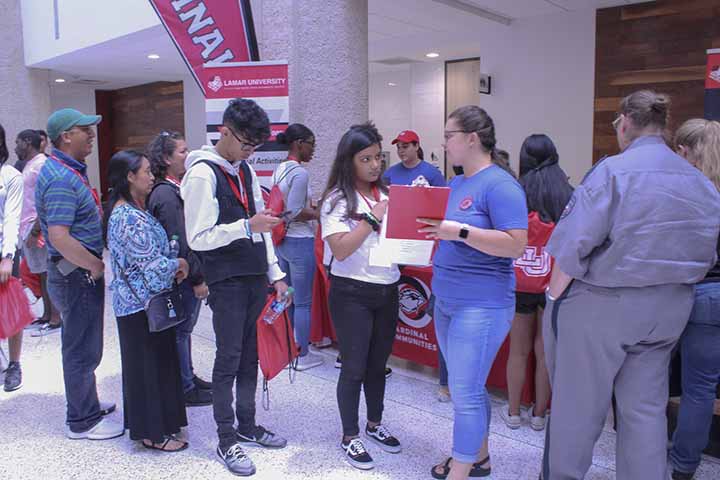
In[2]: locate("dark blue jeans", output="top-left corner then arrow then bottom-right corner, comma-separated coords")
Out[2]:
46,261 -> 105,433
207,275 -> 266,450
177,281 -> 201,393
669,281 -> 720,475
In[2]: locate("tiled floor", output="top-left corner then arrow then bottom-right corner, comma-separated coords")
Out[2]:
2,284 -> 720,479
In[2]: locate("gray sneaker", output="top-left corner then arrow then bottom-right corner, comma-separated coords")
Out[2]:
236,425 -> 287,449
217,443 -> 256,476
66,417 -> 125,440
3,362 -> 22,392
31,322 -> 62,337
294,352 -> 324,371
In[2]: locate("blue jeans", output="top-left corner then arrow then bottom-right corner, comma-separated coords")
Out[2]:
177,281 -> 201,393
277,236 -> 316,356
670,282 -> 720,475
434,297 -> 514,463
46,261 -> 105,433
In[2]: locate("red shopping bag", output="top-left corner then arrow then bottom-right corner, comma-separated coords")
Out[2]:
257,296 -> 299,409
0,277 -> 34,339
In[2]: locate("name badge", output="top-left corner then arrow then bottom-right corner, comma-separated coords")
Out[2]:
252,232 -> 263,243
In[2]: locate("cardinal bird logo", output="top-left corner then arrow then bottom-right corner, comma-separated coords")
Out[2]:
208,75 -> 223,93
398,276 -> 432,329
710,66 -> 720,84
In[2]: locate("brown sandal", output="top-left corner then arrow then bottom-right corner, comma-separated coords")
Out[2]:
142,435 -> 188,452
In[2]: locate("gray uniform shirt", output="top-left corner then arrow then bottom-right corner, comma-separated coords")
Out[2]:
547,135 -> 720,288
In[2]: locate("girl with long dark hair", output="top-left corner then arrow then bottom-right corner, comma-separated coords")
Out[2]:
105,150 -> 190,451
146,131 -> 212,407
501,134 -> 573,432
320,122 -> 402,470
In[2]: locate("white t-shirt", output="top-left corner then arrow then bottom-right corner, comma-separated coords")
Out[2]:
320,189 -> 400,285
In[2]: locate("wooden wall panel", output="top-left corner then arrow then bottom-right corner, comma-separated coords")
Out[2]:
105,81 -> 185,154
593,0 -> 720,163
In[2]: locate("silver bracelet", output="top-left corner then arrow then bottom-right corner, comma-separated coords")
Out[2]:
545,287 -> 558,302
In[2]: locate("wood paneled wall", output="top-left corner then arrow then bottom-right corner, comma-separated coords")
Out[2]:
95,81 -> 184,199
593,0 -> 720,163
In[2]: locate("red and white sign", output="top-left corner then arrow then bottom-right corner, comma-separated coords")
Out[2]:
707,49 -> 720,121
204,62 -> 289,189
393,268 -> 439,368
707,51 -> 720,89
148,0 -> 258,95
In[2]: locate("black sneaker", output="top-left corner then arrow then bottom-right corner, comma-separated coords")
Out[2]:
3,362 -> 22,392
365,423 -> 401,453
184,387 -> 212,407
341,437 -> 374,470
672,470 -> 695,480
193,375 -> 212,390
236,425 -> 287,449
217,443 -> 256,476
335,355 -> 342,369
385,367 -> 393,379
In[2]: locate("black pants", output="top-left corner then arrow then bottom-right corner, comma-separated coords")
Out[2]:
117,311 -> 187,442
207,275 -> 266,450
329,275 -> 399,437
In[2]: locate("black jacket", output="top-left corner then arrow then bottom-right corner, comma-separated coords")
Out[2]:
147,179 -> 205,286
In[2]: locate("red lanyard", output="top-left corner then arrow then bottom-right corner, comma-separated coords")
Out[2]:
358,186 -> 380,211
51,155 -> 103,216
221,167 -> 249,212
165,175 -> 181,188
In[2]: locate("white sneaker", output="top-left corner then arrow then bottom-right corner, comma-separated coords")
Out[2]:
529,404 -> 547,431
294,352 -> 324,371
66,417 -> 125,440
499,407 -> 522,429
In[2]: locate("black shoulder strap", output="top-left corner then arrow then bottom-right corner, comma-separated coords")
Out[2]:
274,163 -> 300,186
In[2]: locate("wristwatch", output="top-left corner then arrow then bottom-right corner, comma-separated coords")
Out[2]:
3,252 -> 14,261
458,224 -> 470,240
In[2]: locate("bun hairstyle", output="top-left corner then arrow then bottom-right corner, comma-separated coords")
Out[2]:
448,105 -> 502,162
619,90 -> 670,130
675,118 -> 720,191
276,123 -> 314,146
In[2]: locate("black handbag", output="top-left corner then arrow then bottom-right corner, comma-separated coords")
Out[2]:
115,259 -> 186,333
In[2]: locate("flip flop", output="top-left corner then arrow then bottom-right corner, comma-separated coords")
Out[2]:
142,435 -> 188,453
431,456 -> 491,479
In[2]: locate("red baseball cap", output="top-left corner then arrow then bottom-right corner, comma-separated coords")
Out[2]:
391,130 -> 420,145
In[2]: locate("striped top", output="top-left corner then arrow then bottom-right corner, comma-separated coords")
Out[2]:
35,149 -> 104,258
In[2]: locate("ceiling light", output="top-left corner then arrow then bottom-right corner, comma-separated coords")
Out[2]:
147,54 -> 160,60
388,82 -> 397,87
426,52 -> 440,58
54,78 -> 66,83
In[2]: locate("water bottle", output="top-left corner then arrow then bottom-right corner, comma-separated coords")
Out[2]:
262,287 -> 295,324
168,235 -> 180,259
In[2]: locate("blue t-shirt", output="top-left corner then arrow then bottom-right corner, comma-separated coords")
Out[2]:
383,160 -> 446,187
432,165 -> 528,307
36,149 -> 104,258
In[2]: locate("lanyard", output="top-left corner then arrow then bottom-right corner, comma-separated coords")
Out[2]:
165,175 -> 181,188
358,186 -> 380,211
220,167 -> 249,212
51,154 -> 103,217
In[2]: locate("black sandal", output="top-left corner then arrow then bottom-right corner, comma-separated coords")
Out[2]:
431,456 -> 491,479
142,435 -> 189,453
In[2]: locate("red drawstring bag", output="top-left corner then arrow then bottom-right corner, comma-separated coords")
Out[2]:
267,165 -> 300,246
0,277 -> 34,339
19,257 -> 42,299
256,295 -> 299,409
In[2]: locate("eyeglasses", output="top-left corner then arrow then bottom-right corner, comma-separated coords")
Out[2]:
443,130 -> 469,141
300,139 -> 315,148
227,127 -> 263,152
612,114 -> 624,131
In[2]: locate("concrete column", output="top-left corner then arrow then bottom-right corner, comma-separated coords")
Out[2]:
0,0 -> 51,166
290,0 -> 369,196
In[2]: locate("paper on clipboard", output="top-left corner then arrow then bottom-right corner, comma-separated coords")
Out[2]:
369,214 -> 434,267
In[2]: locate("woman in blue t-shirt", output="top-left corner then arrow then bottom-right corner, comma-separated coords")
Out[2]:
419,106 -> 528,480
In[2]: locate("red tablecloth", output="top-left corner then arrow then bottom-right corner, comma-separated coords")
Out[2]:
309,238 -> 536,404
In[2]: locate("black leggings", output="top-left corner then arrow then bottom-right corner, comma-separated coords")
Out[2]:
329,275 -> 399,437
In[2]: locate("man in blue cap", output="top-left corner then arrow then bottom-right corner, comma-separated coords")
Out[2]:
35,108 -> 123,440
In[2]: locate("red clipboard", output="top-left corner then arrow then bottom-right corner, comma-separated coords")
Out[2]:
386,185 -> 451,240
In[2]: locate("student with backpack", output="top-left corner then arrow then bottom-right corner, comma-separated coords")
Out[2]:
271,124 -> 323,370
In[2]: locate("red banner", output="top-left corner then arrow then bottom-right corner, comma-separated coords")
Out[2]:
393,267 -> 439,368
148,0 -> 259,95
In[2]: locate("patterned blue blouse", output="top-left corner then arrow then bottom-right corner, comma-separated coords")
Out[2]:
108,203 -> 179,317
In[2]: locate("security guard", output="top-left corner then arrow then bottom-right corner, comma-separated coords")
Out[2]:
541,90 -> 720,480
